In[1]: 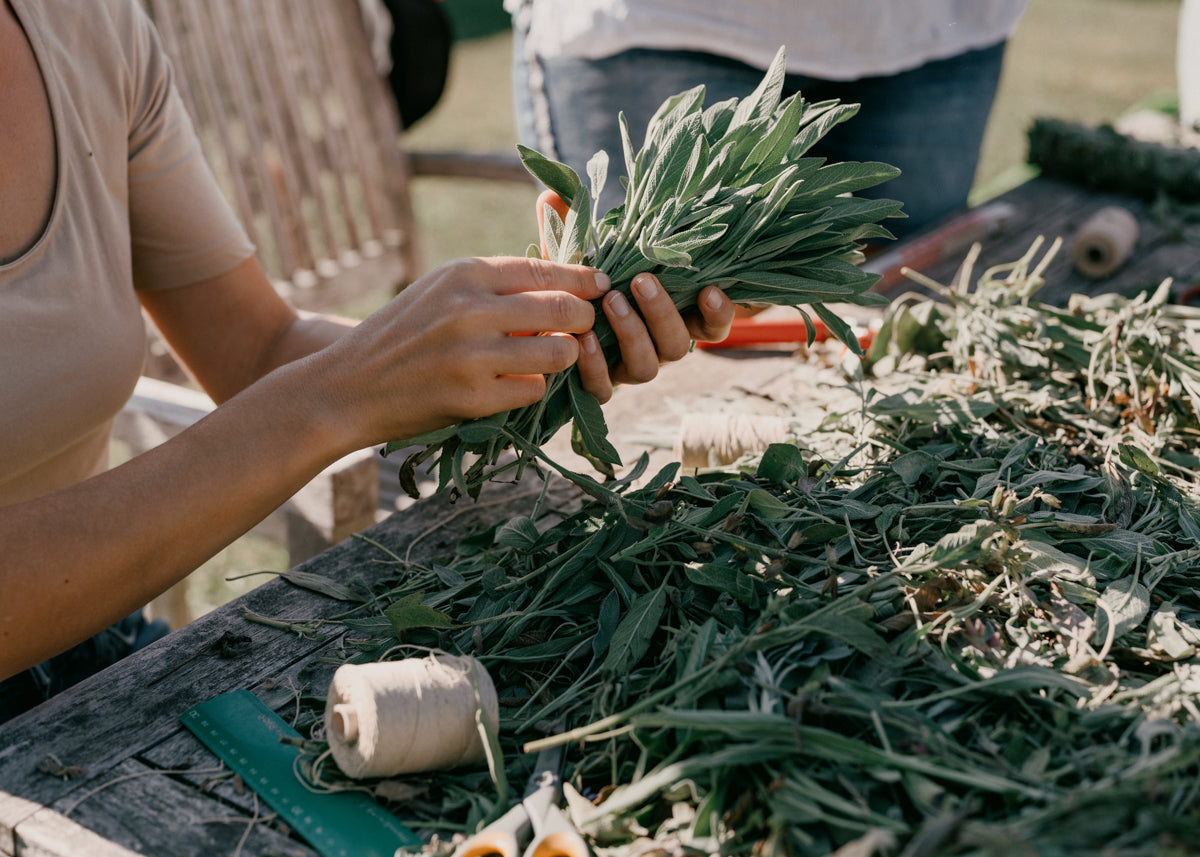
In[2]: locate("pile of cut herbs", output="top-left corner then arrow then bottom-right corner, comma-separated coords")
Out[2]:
278,238 -> 1200,857
386,47 -> 903,498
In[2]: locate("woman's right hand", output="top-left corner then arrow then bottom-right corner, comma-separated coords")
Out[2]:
307,255 -> 612,451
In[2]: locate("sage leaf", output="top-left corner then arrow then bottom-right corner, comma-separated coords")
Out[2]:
1094,576 -> 1151,645
280,570 -> 366,603
385,593 -> 457,637
592,589 -> 621,660
601,584 -> 668,674
757,442 -> 806,486
567,372 -> 621,465
518,144 -> 581,204
495,516 -> 541,552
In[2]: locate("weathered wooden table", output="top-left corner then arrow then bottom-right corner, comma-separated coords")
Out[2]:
1,175 -> 1196,857
913,175 -> 1199,305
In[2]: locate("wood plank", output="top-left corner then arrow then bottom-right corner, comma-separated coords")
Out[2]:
915,177 -> 1200,306
0,792 -> 41,857
9,802 -> 145,857
137,641 -> 347,817
34,758 -> 313,857
914,178 -> 1095,291
408,151 -> 535,185
10,173 -> 1194,853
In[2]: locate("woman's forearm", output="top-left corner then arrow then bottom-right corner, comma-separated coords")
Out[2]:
0,360 -> 349,679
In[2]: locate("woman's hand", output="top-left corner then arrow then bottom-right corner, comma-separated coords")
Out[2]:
308,255 -> 614,449
536,191 -> 734,404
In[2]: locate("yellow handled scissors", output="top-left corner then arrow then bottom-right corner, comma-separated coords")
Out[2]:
453,742 -> 589,857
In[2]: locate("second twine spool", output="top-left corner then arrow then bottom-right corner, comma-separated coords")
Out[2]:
675,412 -> 790,469
1071,205 -> 1139,280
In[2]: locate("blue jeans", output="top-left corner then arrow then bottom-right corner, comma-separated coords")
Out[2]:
0,610 -> 169,724
513,38 -> 1008,238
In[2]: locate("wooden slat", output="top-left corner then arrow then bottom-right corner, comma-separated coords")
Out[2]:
330,0 -> 423,282
0,793 -> 39,857
270,0 -> 358,265
144,0 -> 425,293
6,797 -> 145,857
41,759 -> 313,857
234,0 -> 331,272
409,150 -> 536,185
316,0 -> 372,256
148,0 -> 261,253
308,0 -> 391,244
207,0 -> 302,275
918,177 -> 1200,305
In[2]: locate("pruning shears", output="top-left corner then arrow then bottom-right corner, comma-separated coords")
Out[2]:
696,314 -> 875,351
696,200 -> 1018,351
453,742 -> 589,857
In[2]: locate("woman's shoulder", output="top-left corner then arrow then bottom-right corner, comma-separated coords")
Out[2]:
16,0 -> 173,132
15,0 -> 161,77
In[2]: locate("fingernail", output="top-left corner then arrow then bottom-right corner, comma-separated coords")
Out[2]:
607,291 -> 631,318
581,332 -> 599,354
594,272 -> 611,293
632,274 -> 658,301
703,288 -> 726,313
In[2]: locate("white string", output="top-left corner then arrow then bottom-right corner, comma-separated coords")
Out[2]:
675,413 -> 790,468
325,654 -> 499,779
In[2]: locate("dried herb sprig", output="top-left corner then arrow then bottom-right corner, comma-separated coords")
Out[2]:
868,237 -> 1200,481
387,47 -> 903,498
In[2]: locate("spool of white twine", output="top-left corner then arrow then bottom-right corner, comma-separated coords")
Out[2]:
675,413 -> 790,468
324,654 -> 499,779
1070,206 -> 1139,280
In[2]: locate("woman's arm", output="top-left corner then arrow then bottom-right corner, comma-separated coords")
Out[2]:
1,252 -> 731,679
0,255 -> 604,678
140,213 -> 733,409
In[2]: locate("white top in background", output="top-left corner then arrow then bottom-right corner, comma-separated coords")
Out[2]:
1180,0 -> 1200,129
506,0 -> 1028,80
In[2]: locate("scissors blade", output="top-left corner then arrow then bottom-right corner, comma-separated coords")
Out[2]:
453,741 -> 564,857
520,738 -> 590,857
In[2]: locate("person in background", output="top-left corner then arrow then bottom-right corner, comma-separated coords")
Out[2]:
507,0 -> 1028,238
0,0 -> 733,721
358,0 -> 452,130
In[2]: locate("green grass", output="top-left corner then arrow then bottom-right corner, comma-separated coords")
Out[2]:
976,0 -> 1182,197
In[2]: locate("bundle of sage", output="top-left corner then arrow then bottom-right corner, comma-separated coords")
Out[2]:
387,47 -> 903,498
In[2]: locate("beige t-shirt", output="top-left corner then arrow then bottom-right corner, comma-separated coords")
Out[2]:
0,0 -> 255,506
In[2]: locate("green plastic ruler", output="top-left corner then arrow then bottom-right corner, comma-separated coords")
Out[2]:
182,689 -> 422,857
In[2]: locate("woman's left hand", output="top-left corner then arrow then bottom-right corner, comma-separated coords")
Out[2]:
536,190 -> 735,404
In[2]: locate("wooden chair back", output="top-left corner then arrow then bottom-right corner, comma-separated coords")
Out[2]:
142,0 -> 420,313
123,0 -> 413,624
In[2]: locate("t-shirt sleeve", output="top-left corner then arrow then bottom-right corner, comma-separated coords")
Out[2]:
123,2 -> 256,291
